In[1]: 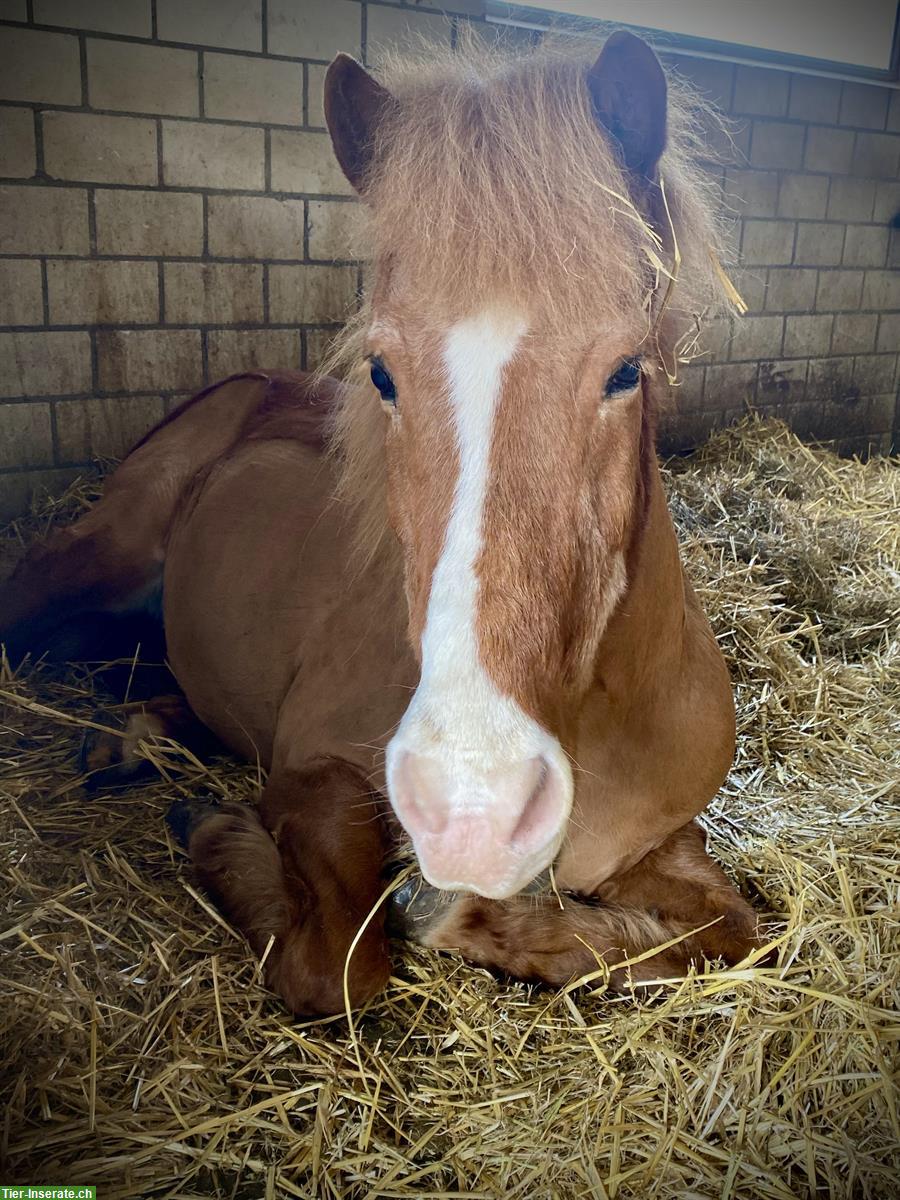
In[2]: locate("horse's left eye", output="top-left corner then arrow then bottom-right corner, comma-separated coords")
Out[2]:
604,358 -> 642,397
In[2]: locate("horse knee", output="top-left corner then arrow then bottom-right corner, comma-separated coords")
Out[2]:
273,805 -> 391,1014
596,820 -> 771,966
269,921 -> 391,1016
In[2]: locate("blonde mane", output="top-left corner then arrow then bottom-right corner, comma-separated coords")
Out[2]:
321,35 -> 734,565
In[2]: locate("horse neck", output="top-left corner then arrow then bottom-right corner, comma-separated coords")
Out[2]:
593,448 -> 686,700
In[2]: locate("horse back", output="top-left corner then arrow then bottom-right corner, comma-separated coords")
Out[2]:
0,370 -> 339,658
131,369 -> 339,458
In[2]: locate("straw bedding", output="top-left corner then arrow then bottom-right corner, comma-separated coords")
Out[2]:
1,418 -> 897,1199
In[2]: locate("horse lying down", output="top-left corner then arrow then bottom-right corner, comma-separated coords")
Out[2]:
0,33 -> 767,1015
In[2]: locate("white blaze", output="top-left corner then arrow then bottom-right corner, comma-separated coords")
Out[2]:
416,310 -> 524,752
386,308 -> 573,887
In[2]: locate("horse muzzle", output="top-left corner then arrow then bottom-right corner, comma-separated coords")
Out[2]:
386,748 -> 571,899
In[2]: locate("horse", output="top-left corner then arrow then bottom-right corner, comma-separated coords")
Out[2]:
0,32 -> 766,1016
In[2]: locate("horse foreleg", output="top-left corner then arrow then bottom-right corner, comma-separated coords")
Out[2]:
596,821 -> 769,965
390,821 -> 767,989
173,758 -> 391,1016
391,886 -> 702,989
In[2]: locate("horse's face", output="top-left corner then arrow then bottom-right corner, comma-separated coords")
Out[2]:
326,35 -> 667,898
364,302 -> 649,899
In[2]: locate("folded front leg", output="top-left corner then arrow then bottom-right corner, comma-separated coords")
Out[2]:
389,822 -> 767,989
175,758 -> 391,1016
393,886 -> 701,989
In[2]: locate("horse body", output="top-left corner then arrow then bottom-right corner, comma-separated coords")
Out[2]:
1,32 -> 768,1014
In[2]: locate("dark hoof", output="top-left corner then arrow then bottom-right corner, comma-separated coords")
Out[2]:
79,705 -> 176,791
385,867 -> 554,941
166,795 -> 221,848
79,711 -> 143,791
385,875 -> 456,942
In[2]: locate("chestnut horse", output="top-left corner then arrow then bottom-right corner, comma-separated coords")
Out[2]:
0,34 -> 764,1015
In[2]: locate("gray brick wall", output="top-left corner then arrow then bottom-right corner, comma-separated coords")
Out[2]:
0,1 -> 897,518
658,54 -> 900,458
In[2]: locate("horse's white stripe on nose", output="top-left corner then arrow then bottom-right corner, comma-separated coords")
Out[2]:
385,308 -> 574,898
420,309 -> 525,706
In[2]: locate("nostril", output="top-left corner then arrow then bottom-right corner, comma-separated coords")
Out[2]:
394,752 -> 450,835
510,757 -> 563,851
406,792 -> 448,836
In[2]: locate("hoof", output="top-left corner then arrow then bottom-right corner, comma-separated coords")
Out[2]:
385,875 -> 457,942
79,706 -> 172,790
385,867 -> 554,942
166,794 -> 221,848
79,710 -> 147,790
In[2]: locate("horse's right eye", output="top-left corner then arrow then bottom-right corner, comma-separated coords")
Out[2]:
604,357 -> 642,397
370,359 -> 397,406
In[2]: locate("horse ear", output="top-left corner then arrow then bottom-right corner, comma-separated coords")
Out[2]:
324,53 -> 395,194
586,31 -> 667,181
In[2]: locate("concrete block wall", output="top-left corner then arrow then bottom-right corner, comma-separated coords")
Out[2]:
0,2 -> 898,518
656,53 -> 900,457
0,0 -> 493,519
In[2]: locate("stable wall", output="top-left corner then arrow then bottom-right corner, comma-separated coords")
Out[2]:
0,0 -> 898,519
656,49 -> 900,457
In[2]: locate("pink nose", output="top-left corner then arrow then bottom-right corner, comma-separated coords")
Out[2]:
390,752 -> 568,898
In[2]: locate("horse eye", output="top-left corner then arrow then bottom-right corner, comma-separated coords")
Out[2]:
604,357 -> 642,397
370,358 -> 397,406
